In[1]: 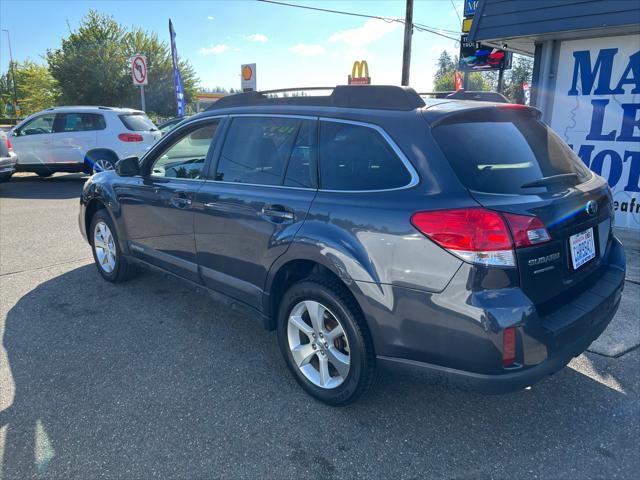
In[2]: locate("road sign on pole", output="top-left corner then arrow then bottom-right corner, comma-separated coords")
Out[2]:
241,64 -> 257,92
131,54 -> 148,111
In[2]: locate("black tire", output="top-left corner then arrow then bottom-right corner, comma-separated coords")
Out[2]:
89,209 -> 135,283
37,172 -> 52,178
0,172 -> 12,183
277,275 -> 376,406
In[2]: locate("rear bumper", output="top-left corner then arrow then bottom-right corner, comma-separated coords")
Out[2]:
357,236 -> 626,393
0,155 -> 17,174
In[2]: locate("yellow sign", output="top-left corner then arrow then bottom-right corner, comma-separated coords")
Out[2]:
348,60 -> 371,85
462,18 -> 473,33
242,65 -> 253,81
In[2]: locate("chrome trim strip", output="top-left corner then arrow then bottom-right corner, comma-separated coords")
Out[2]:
317,117 -> 420,193
229,113 -> 318,121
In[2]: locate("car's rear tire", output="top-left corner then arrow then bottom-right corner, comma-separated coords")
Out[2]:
92,157 -> 116,175
277,275 -> 376,406
89,209 -> 135,283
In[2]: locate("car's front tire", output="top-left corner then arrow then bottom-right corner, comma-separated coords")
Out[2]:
277,276 -> 376,406
89,209 -> 135,283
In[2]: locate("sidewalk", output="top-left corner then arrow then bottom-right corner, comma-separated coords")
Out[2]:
587,227 -> 639,358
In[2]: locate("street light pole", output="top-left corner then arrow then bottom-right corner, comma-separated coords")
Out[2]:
2,29 -> 19,117
401,0 -> 413,86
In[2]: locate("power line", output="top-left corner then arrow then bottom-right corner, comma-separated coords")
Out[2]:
450,0 -> 462,24
257,0 -> 460,42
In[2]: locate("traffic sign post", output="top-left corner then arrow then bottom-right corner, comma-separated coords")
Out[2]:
131,54 -> 148,111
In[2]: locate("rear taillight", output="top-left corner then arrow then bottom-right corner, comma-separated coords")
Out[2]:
502,327 -> 516,367
118,133 -> 144,142
410,208 -> 551,267
6,136 -> 12,151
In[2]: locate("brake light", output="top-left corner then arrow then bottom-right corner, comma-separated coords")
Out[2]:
6,136 -> 12,151
118,133 -> 144,142
502,327 -> 516,367
410,208 -> 551,267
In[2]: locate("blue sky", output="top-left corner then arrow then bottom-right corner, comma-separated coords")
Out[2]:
0,0 -> 463,92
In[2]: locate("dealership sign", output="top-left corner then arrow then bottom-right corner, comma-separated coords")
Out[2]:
550,35 -> 640,230
348,60 -> 371,85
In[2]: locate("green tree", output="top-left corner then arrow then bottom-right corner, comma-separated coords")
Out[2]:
46,10 -> 198,116
0,60 -> 60,116
503,55 -> 533,104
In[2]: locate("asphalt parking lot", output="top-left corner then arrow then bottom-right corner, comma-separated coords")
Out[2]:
1,174 -> 639,479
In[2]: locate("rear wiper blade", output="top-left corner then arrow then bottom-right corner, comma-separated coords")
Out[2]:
521,173 -> 577,188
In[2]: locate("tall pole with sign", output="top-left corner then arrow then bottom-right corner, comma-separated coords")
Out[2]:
131,55 -> 148,111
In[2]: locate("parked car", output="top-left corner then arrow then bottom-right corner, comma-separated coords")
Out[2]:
157,116 -> 188,135
79,86 -> 625,406
10,106 -> 161,176
0,130 -> 18,182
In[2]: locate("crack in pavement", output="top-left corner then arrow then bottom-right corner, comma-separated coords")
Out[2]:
0,257 -> 92,278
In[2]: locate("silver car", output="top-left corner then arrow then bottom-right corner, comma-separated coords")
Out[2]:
0,130 -> 18,183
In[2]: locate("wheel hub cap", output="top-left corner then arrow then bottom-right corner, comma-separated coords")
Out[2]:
287,300 -> 350,389
93,221 -> 116,273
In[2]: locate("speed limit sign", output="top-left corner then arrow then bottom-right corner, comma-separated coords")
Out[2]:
131,55 -> 148,86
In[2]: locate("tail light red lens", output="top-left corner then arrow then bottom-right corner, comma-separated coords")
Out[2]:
6,136 -> 12,150
503,213 -> 551,248
411,208 -> 551,267
118,133 -> 144,142
502,327 -> 517,367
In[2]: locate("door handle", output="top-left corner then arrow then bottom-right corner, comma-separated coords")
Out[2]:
170,193 -> 192,209
261,205 -> 295,220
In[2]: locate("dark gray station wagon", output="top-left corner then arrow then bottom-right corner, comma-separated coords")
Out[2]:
80,86 -> 625,405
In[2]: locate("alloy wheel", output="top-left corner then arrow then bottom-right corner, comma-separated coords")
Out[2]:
93,158 -> 114,174
287,300 -> 351,389
93,221 -> 117,273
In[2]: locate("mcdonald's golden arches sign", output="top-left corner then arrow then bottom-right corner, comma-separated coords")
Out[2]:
348,60 -> 371,85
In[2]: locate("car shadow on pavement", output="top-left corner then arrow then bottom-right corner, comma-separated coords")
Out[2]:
0,174 -> 87,200
1,264 -> 637,479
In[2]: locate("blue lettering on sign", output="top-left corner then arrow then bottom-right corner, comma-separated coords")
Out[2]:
569,48 -> 640,96
464,0 -> 478,17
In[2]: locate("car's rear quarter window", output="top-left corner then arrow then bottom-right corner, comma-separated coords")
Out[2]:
119,113 -> 157,132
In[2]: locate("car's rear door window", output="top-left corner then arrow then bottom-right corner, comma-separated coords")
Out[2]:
56,113 -> 106,132
319,120 -> 412,191
432,117 -> 591,194
216,116 -> 316,187
119,113 -> 157,132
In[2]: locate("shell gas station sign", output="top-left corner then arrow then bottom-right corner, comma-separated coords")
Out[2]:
348,60 -> 371,85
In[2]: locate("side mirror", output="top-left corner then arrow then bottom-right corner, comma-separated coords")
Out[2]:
115,156 -> 140,176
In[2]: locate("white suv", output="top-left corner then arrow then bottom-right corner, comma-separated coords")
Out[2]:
10,106 -> 162,176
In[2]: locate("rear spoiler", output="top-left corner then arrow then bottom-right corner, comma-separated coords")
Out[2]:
426,103 -> 542,128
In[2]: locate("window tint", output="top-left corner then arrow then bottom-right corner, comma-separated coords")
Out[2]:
216,117 -> 307,186
319,121 -> 411,191
150,121 -> 219,179
119,113 -> 157,132
284,120 -> 317,188
432,119 -> 591,194
57,113 -> 106,132
19,114 -> 55,136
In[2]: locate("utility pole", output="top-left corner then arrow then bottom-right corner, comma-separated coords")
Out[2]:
2,29 -> 19,117
401,0 -> 413,86
497,67 -> 505,93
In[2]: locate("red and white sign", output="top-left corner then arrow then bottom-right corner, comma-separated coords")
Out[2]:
131,55 -> 148,86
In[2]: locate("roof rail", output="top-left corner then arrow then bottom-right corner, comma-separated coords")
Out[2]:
206,85 -> 426,111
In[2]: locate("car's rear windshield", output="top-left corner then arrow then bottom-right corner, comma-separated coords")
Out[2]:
119,113 -> 157,132
432,116 -> 591,194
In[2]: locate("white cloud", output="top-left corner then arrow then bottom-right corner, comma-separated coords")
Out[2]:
329,18 -> 401,47
245,33 -> 268,43
289,44 -> 326,57
200,44 -> 229,55
207,16 -> 215,21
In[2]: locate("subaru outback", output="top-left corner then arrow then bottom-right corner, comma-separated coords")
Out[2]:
79,86 -> 625,406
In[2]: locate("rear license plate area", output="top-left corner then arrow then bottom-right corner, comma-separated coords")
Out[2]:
569,227 -> 596,270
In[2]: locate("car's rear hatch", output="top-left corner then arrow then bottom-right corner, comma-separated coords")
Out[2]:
118,112 -> 161,144
430,104 -> 612,311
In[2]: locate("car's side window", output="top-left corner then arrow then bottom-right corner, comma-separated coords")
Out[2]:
149,120 -> 220,180
56,113 -> 106,132
284,120 -> 317,188
319,121 -> 412,191
216,116 -> 313,186
18,114 -> 56,136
